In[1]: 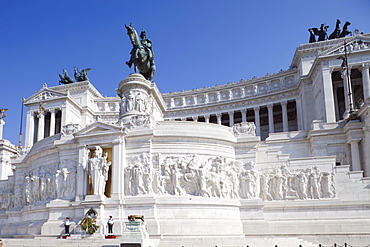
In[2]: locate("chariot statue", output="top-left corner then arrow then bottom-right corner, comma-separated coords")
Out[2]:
74,67 -> 91,82
59,69 -> 74,84
125,24 -> 156,81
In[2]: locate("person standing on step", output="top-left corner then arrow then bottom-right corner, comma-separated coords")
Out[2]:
64,217 -> 71,236
107,215 -> 114,235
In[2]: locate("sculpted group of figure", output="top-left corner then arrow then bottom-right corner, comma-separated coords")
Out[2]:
0,161 -> 77,210
118,90 -> 150,118
309,19 -> 352,43
260,165 -> 335,201
125,154 -> 336,201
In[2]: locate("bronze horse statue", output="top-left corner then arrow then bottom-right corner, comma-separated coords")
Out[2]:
329,19 -> 341,39
339,21 -> 351,38
125,24 -> 156,81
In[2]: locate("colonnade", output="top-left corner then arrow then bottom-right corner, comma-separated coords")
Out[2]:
329,63 -> 370,121
173,99 -> 301,139
25,108 -> 62,147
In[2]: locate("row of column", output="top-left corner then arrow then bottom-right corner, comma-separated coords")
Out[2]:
25,108 -> 61,147
179,99 -> 302,136
168,77 -> 291,108
322,63 -> 370,122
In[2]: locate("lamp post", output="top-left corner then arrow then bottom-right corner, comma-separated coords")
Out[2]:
338,40 -> 356,120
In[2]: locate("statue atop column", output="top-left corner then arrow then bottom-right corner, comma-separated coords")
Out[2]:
125,24 -> 156,81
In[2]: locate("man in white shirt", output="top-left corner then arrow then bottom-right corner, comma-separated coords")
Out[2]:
107,216 -> 114,235
64,217 -> 71,236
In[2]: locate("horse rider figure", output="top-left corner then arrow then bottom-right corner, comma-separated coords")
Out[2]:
126,29 -> 155,68
140,29 -> 155,67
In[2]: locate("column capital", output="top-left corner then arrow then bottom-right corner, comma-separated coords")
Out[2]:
240,108 -> 247,113
359,63 -> 370,72
280,100 -> 288,106
192,116 -> 198,121
267,103 -> 274,109
253,106 -> 260,111
37,111 -> 45,118
347,138 -> 362,144
341,68 -> 351,78
228,111 -> 234,115
216,112 -> 222,117
48,108 -> 56,114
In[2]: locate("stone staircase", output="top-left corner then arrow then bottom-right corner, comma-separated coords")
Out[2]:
0,235 -> 319,247
157,236 -> 318,247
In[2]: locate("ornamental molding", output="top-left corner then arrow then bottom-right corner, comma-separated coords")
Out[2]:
25,89 -> 67,104
162,69 -> 297,96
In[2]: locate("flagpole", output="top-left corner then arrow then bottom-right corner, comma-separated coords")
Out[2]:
18,96 -> 24,147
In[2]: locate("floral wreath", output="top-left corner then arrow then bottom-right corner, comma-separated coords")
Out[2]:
80,208 -> 100,234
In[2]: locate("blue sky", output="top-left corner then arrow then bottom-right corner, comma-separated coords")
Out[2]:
1,0 -> 370,145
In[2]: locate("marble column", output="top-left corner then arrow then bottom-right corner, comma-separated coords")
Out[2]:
349,139 -> 362,171
0,118 -> 4,139
341,69 -> 353,114
181,117 -> 186,121
216,113 -> 222,125
193,95 -> 197,105
111,139 -> 125,200
182,96 -> 186,106
241,109 -> 247,122
321,62 -> 336,122
204,114 -> 210,123
192,116 -> 198,122
267,104 -> 274,133
360,63 -> 370,100
25,111 -> 35,147
76,146 -> 87,201
281,101 -> 289,132
37,111 -> 45,142
253,106 -> 261,136
49,109 -> 56,136
333,86 -> 340,121
228,111 -> 234,127
295,98 -> 303,130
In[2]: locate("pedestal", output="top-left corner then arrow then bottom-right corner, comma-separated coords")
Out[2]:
121,221 -> 158,247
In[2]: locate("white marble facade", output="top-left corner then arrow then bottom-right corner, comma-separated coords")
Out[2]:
0,33 -> 370,246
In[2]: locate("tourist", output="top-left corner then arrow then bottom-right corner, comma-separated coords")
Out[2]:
64,217 -> 71,236
0,239 -> 3,247
107,215 -> 114,235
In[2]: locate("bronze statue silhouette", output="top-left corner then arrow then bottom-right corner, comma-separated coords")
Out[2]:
309,20 -> 352,43
125,24 -> 156,81
339,21 -> 351,37
74,67 -> 91,82
329,19 -> 341,39
59,69 -> 74,84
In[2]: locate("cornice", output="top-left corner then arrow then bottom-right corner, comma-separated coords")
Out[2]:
48,81 -> 103,98
162,68 -> 297,96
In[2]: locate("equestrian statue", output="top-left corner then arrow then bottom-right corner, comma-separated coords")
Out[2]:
125,24 -> 156,81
